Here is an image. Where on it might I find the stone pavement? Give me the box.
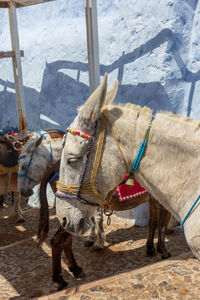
[0,203,200,299]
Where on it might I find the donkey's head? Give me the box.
[18,134,47,197]
[56,74,124,235]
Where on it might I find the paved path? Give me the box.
[0,204,200,299]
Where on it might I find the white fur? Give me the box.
[58,74,200,260]
[18,132,63,197]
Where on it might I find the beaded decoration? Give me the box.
[56,122,99,207]
[18,152,33,160]
[67,128,93,140]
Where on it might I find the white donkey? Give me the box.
[49,73,200,289]
[18,130,65,200]
[18,86,117,207]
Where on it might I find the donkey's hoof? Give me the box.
[146,247,156,257]
[91,245,104,252]
[57,280,68,291]
[84,240,94,247]
[70,266,83,278]
[165,229,175,235]
[53,274,68,291]
[16,216,25,223]
[161,251,171,260]
[8,214,25,224]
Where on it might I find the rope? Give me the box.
[49,172,59,184]
[89,113,108,204]
[132,120,152,172]
[102,107,129,173]
[181,195,200,228]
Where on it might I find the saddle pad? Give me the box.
[115,174,147,202]
[0,164,18,175]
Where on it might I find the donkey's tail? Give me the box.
[37,160,60,245]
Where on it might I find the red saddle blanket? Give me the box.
[115,174,147,202]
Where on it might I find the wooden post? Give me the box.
[85,0,100,94]
[8,1,27,130]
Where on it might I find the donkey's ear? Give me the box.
[79,73,107,124]
[104,80,118,106]
[35,135,43,148]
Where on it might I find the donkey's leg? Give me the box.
[63,234,82,278]
[92,207,105,251]
[165,215,179,235]
[0,195,4,208]
[14,192,25,222]
[84,215,96,247]
[50,226,68,291]
[157,205,171,259]
[10,192,25,223]
[146,197,157,256]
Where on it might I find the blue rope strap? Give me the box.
[128,120,152,178]
[132,141,147,172]
[37,130,65,140]
[49,172,59,184]
[18,151,39,183]
[181,195,200,228]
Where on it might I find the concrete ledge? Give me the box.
[38,251,192,300]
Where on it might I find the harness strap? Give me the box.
[125,120,153,186]
[37,130,65,140]
[49,172,59,184]
[102,107,129,173]
[89,113,108,204]
[18,151,39,183]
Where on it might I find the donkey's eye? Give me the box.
[80,139,88,144]
[68,157,82,164]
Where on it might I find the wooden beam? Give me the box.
[0,0,54,8]
[0,50,24,58]
[9,2,27,130]
[85,0,100,94]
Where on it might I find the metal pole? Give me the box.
[85,0,100,94]
[8,1,27,130]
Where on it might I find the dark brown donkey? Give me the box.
[38,160,171,291]
[0,130,30,221]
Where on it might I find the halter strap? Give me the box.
[56,123,100,207]
[18,151,39,183]
[56,108,128,207]
[18,130,64,183]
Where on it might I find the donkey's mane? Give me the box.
[110,103,200,130]
[22,132,40,153]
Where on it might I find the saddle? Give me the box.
[4,129,30,152]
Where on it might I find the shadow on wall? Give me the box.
[0,28,200,132]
